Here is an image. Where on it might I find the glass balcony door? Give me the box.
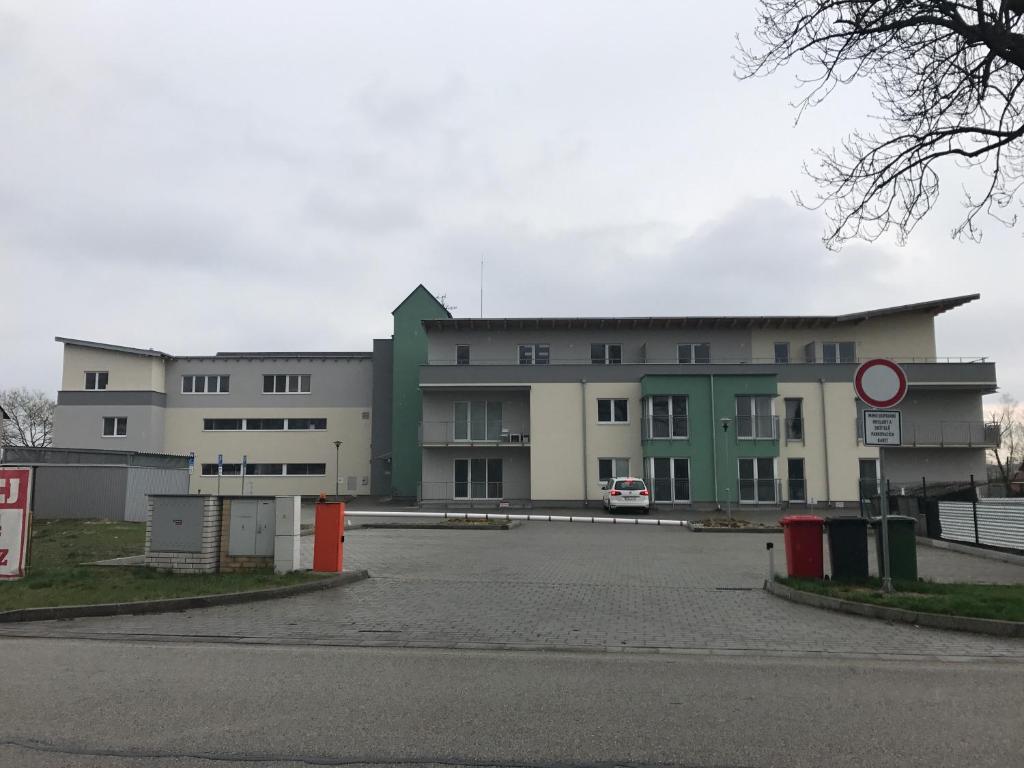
[650,457,690,503]
[454,458,503,499]
[739,457,777,503]
[454,401,503,442]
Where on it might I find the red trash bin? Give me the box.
[780,515,825,579]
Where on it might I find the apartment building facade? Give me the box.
[53,340,378,497]
[52,287,997,506]
[411,293,997,507]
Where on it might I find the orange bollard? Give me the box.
[313,501,345,572]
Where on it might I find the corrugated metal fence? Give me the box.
[938,499,1024,551]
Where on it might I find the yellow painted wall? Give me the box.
[752,314,937,362]
[583,382,644,502]
[162,407,372,496]
[61,345,166,392]
[529,384,584,500]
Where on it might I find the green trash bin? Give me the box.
[825,516,869,582]
[870,515,918,582]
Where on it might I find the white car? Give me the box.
[601,477,651,512]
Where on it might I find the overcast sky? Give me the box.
[1,1,1020,404]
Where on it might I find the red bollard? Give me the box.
[313,501,345,572]
[780,514,825,579]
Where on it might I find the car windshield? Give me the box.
[614,480,645,491]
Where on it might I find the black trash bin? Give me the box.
[870,515,919,582]
[825,516,869,582]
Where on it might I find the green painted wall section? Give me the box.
[390,286,450,498]
[641,374,778,503]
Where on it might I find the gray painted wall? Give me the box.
[370,339,394,495]
[421,447,531,500]
[425,328,754,366]
[163,357,373,408]
[421,389,531,435]
[882,447,987,485]
[419,361,997,387]
[53,404,166,453]
[124,467,190,521]
[32,465,127,520]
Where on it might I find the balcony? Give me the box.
[737,478,782,504]
[735,415,779,441]
[418,421,531,447]
[419,480,505,502]
[856,420,1000,448]
[641,415,689,441]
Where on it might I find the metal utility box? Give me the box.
[228,499,276,556]
[150,496,205,552]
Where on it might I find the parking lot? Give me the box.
[3,521,1024,660]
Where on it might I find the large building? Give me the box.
[53,286,998,507]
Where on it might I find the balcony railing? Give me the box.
[641,415,689,440]
[735,415,779,440]
[427,355,991,366]
[737,477,782,504]
[418,421,531,446]
[648,477,691,503]
[856,420,1000,447]
[788,477,807,503]
[784,417,805,443]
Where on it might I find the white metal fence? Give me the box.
[938,499,1024,551]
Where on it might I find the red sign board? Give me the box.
[854,358,908,409]
[0,467,31,580]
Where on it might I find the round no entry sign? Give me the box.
[854,358,908,408]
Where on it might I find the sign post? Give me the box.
[217,453,223,496]
[187,451,195,476]
[0,467,32,580]
[855,359,909,594]
[241,454,248,496]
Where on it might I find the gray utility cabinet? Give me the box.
[151,496,205,552]
[229,499,276,556]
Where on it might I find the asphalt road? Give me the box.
[2,638,1023,768]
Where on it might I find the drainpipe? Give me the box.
[581,379,589,506]
[710,374,719,506]
[819,378,832,504]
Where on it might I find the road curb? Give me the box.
[765,579,1024,638]
[0,570,369,624]
[915,536,1024,565]
[687,523,783,533]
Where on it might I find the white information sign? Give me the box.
[863,410,902,447]
[0,467,31,580]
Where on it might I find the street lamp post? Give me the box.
[333,440,342,500]
[720,418,732,518]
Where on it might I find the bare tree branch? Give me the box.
[0,388,55,449]
[738,1,1024,248]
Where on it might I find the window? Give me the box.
[736,395,776,439]
[787,458,806,503]
[518,344,550,365]
[591,343,622,365]
[245,418,285,431]
[202,463,241,476]
[286,418,327,431]
[677,343,710,364]
[85,371,109,390]
[645,396,688,438]
[774,343,790,364]
[102,416,127,437]
[784,398,804,441]
[650,457,690,503]
[597,398,629,423]
[822,342,856,364]
[247,463,285,476]
[598,458,630,482]
[263,374,311,394]
[738,457,777,503]
[454,458,503,499]
[453,401,503,441]
[204,418,243,431]
[456,345,471,366]
[182,375,230,394]
[286,463,327,475]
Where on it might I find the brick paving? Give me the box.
[3,523,1024,659]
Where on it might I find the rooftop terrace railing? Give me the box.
[427,355,991,366]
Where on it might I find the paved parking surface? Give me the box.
[3,523,1024,659]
